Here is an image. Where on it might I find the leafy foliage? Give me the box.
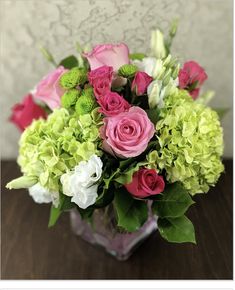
[59,55,78,69]
[158,215,196,244]
[152,182,194,218]
[114,187,148,232]
[48,195,75,227]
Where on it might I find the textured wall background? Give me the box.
[0,0,233,158]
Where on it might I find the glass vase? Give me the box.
[70,203,158,261]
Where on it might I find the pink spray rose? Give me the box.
[101,107,155,158]
[88,66,113,98]
[93,79,111,99]
[178,61,208,99]
[132,71,153,96]
[125,168,165,198]
[10,94,47,131]
[88,66,113,86]
[34,66,68,110]
[98,92,131,117]
[84,43,130,71]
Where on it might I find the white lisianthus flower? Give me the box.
[60,154,103,209]
[147,79,164,109]
[147,77,179,109]
[132,57,164,79]
[28,183,59,208]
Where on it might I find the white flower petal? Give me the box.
[60,154,103,209]
[71,184,98,209]
[28,183,59,207]
[60,173,73,197]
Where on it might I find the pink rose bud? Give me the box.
[84,43,130,71]
[98,91,131,117]
[10,94,47,131]
[178,61,207,99]
[88,66,113,98]
[132,71,153,96]
[34,66,68,110]
[125,168,165,198]
[101,107,155,158]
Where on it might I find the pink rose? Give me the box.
[88,66,113,86]
[98,92,131,117]
[10,94,47,131]
[88,66,113,98]
[34,66,68,110]
[125,168,165,198]
[101,107,155,158]
[93,79,111,98]
[132,71,153,96]
[84,43,130,71]
[178,61,208,99]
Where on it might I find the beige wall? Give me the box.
[0,0,233,158]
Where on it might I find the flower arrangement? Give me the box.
[7,21,224,244]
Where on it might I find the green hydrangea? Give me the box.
[151,89,224,195]
[16,108,102,192]
[60,67,87,89]
[61,89,80,109]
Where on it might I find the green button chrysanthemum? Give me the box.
[118,64,138,78]
[75,88,96,115]
[60,67,87,89]
[61,89,80,109]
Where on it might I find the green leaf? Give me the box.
[95,186,114,208]
[48,194,75,227]
[61,195,75,211]
[158,215,196,244]
[48,205,62,227]
[77,206,94,221]
[114,187,148,232]
[59,55,78,69]
[39,46,57,67]
[115,161,148,185]
[152,182,194,218]
[214,107,229,120]
[129,53,146,60]
[146,108,161,124]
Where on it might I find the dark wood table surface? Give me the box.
[1,159,233,279]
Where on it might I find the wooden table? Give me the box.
[1,160,233,279]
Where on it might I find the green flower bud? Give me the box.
[40,46,57,66]
[172,63,180,79]
[6,176,38,189]
[169,18,179,38]
[82,86,93,97]
[162,55,172,67]
[60,67,87,89]
[118,64,138,78]
[162,69,172,86]
[168,57,178,69]
[75,94,96,115]
[151,29,167,59]
[61,89,80,109]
